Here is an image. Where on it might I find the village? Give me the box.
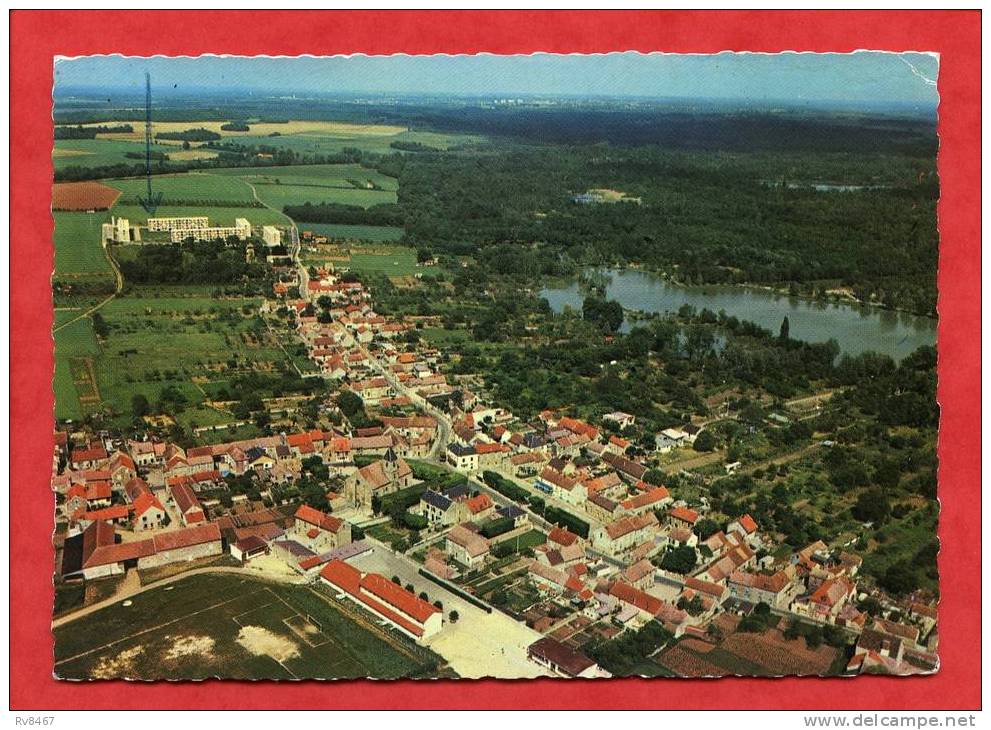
[51,218,940,679]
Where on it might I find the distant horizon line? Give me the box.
[52,86,937,114]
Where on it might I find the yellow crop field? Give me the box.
[87,120,408,141]
[166,149,220,161]
[52,148,92,158]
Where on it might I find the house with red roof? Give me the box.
[609,579,663,618]
[291,504,351,552]
[79,504,131,527]
[475,442,511,470]
[465,493,495,520]
[606,434,630,455]
[547,526,580,548]
[66,521,154,579]
[123,477,167,531]
[791,576,856,624]
[141,523,223,569]
[70,446,109,471]
[619,486,672,516]
[168,481,206,526]
[667,506,700,529]
[446,523,491,568]
[536,467,587,506]
[727,568,800,608]
[727,514,761,547]
[108,452,137,487]
[591,512,659,557]
[63,521,222,579]
[321,560,442,641]
[527,637,600,678]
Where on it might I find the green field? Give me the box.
[299,222,404,242]
[53,211,114,280]
[53,138,175,170]
[53,316,100,421]
[51,289,297,427]
[227,129,479,157]
[109,203,286,227]
[107,173,256,204]
[252,182,396,210]
[88,292,288,422]
[347,246,419,275]
[211,163,399,191]
[54,573,443,680]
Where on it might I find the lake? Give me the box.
[539,269,937,361]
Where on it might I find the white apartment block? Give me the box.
[261,225,283,247]
[169,218,252,243]
[147,216,209,232]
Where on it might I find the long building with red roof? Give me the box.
[320,560,443,641]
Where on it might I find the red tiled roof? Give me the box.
[110,453,136,472]
[81,521,155,568]
[361,572,441,623]
[294,504,344,533]
[737,514,759,534]
[539,467,577,491]
[72,447,108,464]
[728,570,791,594]
[84,481,112,501]
[669,506,700,524]
[320,560,438,637]
[82,504,131,522]
[132,491,165,518]
[466,494,493,514]
[169,481,203,517]
[475,442,509,455]
[609,580,662,615]
[547,526,579,547]
[152,523,221,552]
[621,486,671,511]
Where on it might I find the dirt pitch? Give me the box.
[53,573,440,680]
[52,181,121,211]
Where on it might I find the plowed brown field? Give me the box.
[52,182,121,211]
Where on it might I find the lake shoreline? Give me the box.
[538,267,936,361]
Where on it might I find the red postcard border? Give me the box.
[10,10,981,711]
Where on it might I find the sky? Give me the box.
[54,52,939,107]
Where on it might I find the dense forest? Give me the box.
[118,240,270,288]
[54,124,133,139]
[53,98,939,314]
[391,143,938,315]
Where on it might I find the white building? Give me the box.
[101,216,132,244]
[170,218,252,243]
[262,225,283,247]
[147,216,209,232]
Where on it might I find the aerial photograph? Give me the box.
[50,52,940,681]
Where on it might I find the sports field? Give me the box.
[301,222,404,242]
[301,243,420,276]
[54,573,443,680]
[53,211,114,280]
